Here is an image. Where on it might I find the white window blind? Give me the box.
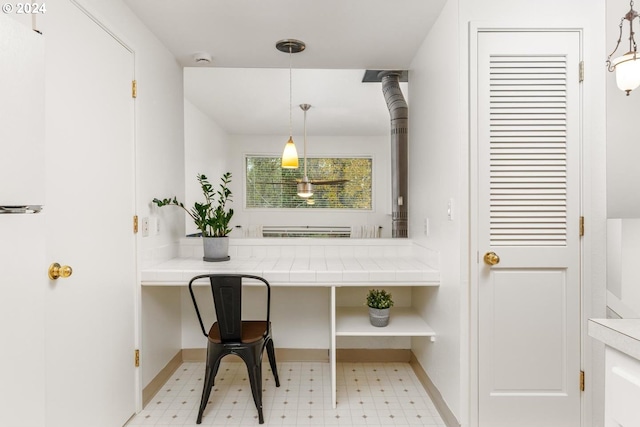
[489,55,568,246]
[245,156,372,209]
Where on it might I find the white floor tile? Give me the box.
[127,361,445,426]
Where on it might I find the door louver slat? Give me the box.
[489,55,568,246]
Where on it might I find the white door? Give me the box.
[475,31,582,427]
[41,2,136,426]
[0,16,46,427]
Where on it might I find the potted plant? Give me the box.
[366,289,394,327]
[153,172,234,261]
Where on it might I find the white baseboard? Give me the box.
[409,353,460,427]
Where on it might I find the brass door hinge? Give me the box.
[135,349,140,367]
[133,215,139,234]
[580,370,585,391]
[132,80,137,98]
[579,216,585,237]
[579,61,584,83]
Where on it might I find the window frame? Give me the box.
[243,153,375,211]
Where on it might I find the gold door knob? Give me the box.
[483,252,500,266]
[48,263,73,280]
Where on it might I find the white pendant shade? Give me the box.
[281,137,299,168]
[613,52,640,94]
[297,104,313,198]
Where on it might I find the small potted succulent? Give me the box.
[153,172,233,261]
[366,289,394,327]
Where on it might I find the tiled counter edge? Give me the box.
[140,238,440,286]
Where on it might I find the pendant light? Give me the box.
[297,104,313,198]
[607,0,640,95]
[276,39,306,167]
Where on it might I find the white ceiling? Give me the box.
[123,0,447,136]
[184,67,408,136]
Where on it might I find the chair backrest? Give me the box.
[188,274,271,343]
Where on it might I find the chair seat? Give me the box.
[208,320,268,344]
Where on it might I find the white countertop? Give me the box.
[141,255,440,286]
[588,318,640,361]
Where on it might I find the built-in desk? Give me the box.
[141,238,440,407]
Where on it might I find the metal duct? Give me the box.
[379,71,408,238]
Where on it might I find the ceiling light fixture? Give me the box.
[276,39,306,167]
[192,52,212,64]
[297,104,313,198]
[607,0,640,95]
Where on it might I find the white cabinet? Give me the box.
[605,347,640,427]
[588,319,640,427]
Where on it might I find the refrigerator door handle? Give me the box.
[0,205,43,214]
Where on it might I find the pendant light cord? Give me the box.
[303,108,308,178]
[289,46,293,138]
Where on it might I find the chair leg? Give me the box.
[197,348,222,424]
[241,348,265,424]
[211,357,223,387]
[197,367,214,424]
[266,338,280,387]
[250,362,264,424]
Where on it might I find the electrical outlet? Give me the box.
[447,199,454,221]
[141,217,150,237]
[424,218,429,236]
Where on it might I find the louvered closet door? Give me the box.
[476,31,581,427]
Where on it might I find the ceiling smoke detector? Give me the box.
[193,52,213,64]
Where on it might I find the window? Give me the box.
[246,156,372,209]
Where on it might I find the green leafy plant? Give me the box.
[365,289,394,309]
[153,172,234,237]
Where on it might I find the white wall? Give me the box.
[408,0,608,425]
[141,287,181,387]
[69,0,186,267]
[407,0,463,420]
[183,98,230,235]
[181,287,333,350]
[180,286,414,351]
[607,0,640,217]
[607,219,640,316]
[227,134,393,236]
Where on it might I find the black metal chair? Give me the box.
[188,273,280,424]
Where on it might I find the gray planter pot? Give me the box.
[368,307,390,327]
[203,236,230,262]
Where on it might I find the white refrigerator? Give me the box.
[0,15,47,426]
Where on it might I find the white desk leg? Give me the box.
[330,285,337,409]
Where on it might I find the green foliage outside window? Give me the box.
[246,156,372,209]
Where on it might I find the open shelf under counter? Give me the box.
[335,306,435,337]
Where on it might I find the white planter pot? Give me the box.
[368,307,390,327]
[202,236,230,262]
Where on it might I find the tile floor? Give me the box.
[126,361,446,427]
